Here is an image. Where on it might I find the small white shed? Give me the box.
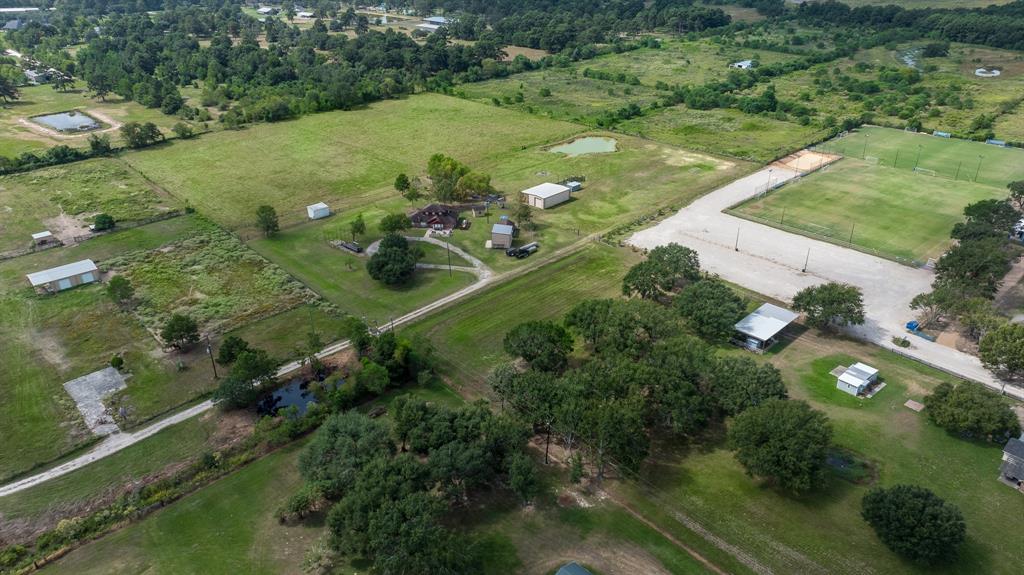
[31,230,54,245]
[306,202,330,220]
[521,183,571,210]
[836,363,879,396]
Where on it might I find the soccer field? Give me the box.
[820,126,1024,190]
[733,157,1009,263]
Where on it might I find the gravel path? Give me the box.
[628,166,1020,399]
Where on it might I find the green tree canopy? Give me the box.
[106,275,134,305]
[861,485,966,564]
[728,399,832,493]
[255,205,279,237]
[367,234,419,285]
[934,238,1012,299]
[299,411,395,499]
[503,320,574,372]
[792,282,865,330]
[215,347,278,409]
[216,334,251,365]
[160,313,199,350]
[709,356,787,416]
[674,277,746,341]
[925,380,1021,441]
[349,213,366,242]
[379,213,412,233]
[979,322,1024,381]
[622,243,700,299]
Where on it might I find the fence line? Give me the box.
[0,240,63,262]
[70,209,184,243]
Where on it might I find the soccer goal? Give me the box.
[913,167,937,177]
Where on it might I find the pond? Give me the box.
[257,376,343,417]
[32,111,102,132]
[548,136,618,157]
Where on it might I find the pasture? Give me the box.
[732,157,1009,262]
[0,158,182,254]
[0,84,200,158]
[619,106,824,162]
[121,93,584,231]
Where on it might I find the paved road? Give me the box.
[628,166,1021,399]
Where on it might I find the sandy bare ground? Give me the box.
[627,164,1021,399]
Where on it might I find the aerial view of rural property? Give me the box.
[4,0,1024,573]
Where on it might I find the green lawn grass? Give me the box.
[618,106,825,162]
[732,156,1009,262]
[0,158,182,253]
[249,218,478,324]
[0,85,203,158]
[819,126,1024,190]
[121,93,585,231]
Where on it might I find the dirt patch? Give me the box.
[501,45,549,61]
[773,149,840,173]
[652,144,734,170]
[28,327,71,371]
[42,210,91,245]
[205,409,256,450]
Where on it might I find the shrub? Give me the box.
[861,484,965,564]
[110,354,124,370]
[93,213,115,231]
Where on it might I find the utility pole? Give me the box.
[893,149,899,168]
[205,335,218,380]
[802,248,810,273]
[974,155,983,182]
[780,207,786,226]
[849,222,855,244]
[734,227,740,251]
[954,160,962,181]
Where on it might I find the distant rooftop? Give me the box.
[734,303,798,342]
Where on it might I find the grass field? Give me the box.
[619,106,825,162]
[613,334,1024,575]
[733,157,1009,262]
[249,218,478,324]
[0,85,203,158]
[0,158,182,253]
[404,244,638,396]
[121,93,584,231]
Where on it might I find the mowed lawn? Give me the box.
[615,334,1024,575]
[403,243,639,396]
[121,93,585,231]
[733,158,1009,262]
[820,126,1024,189]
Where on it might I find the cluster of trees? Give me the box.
[426,153,494,202]
[910,189,1023,381]
[861,485,966,564]
[367,233,421,286]
[924,381,1021,442]
[286,401,534,573]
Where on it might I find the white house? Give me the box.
[521,182,571,210]
[730,59,754,69]
[27,259,99,293]
[416,15,449,32]
[836,362,879,396]
[306,202,331,220]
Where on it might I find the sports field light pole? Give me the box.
[862,134,869,159]
[954,160,963,181]
[893,149,899,168]
[734,227,740,251]
[913,144,922,169]
[974,155,984,182]
[802,248,810,273]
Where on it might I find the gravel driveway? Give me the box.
[628,166,1018,398]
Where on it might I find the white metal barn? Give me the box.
[26,259,99,293]
[306,202,331,220]
[836,363,879,396]
[521,183,571,209]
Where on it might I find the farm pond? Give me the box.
[549,136,618,156]
[257,376,342,417]
[31,111,102,132]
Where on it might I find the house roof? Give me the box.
[31,231,53,240]
[307,202,329,211]
[840,362,878,386]
[522,182,570,199]
[556,562,593,575]
[423,15,449,24]
[1001,456,1024,480]
[734,303,798,342]
[492,223,514,235]
[1004,437,1024,460]
[26,259,97,286]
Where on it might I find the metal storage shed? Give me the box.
[734,303,798,352]
[27,259,99,292]
[306,202,331,220]
[491,223,514,249]
[521,182,571,209]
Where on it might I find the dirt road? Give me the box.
[627,166,1020,399]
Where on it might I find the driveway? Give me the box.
[628,166,1020,399]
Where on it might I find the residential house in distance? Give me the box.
[733,303,798,352]
[730,59,754,69]
[491,223,514,249]
[521,182,571,210]
[306,202,331,220]
[26,259,99,293]
[3,18,24,31]
[410,204,459,230]
[256,6,278,15]
[836,362,880,397]
[1000,436,1024,491]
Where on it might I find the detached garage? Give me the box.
[521,183,571,210]
[27,259,99,293]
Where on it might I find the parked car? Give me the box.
[515,243,539,259]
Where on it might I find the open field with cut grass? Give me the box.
[121,94,585,231]
[0,158,182,253]
[404,244,639,395]
[0,216,342,477]
[614,333,1024,575]
[732,157,1009,262]
[249,218,477,324]
[619,106,825,162]
[0,85,203,158]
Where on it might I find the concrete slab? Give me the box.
[904,399,925,412]
[63,367,126,436]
